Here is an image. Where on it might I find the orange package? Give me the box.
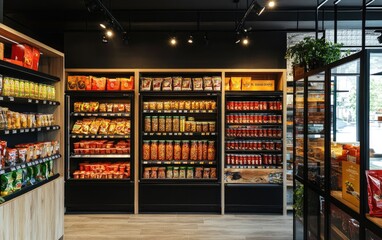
[91,77,106,91]
[107,78,121,91]
[77,76,86,91]
[85,76,92,90]
[120,77,134,90]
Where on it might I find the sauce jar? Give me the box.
[150,140,158,160]
[142,140,151,160]
[158,140,166,161]
[190,140,198,161]
[151,116,159,132]
[159,116,166,132]
[207,141,215,161]
[173,140,182,160]
[166,140,174,160]
[182,140,190,160]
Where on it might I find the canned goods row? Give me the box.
[227,101,282,111]
[226,140,282,151]
[226,128,282,138]
[226,114,282,124]
[226,154,282,165]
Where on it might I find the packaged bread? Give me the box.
[152,78,163,91]
[120,77,134,90]
[230,77,242,91]
[212,76,222,91]
[67,76,77,90]
[91,77,106,91]
[203,77,213,91]
[192,78,203,91]
[182,78,192,91]
[77,76,86,91]
[162,77,172,91]
[107,78,121,91]
[241,77,252,91]
[141,78,152,91]
[173,77,182,91]
[225,77,231,90]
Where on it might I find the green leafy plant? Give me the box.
[286,37,344,71]
[294,184,304,218]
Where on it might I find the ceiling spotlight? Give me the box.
[106,30,113,37]
[102,35,108,43]
[242,36,249,46]
[254,1,265,16]
[188,35,193,44]
[268,1,276,8]
[100,23,106,29]
[170,37,177,46]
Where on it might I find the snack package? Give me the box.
[99,119,111,134]
[31,47,41,71]
[203,77,213,91]
[182,78,192,91]
[0,172,14,196]
[81,102,90,112]
[366,170,382,217]
[11,44,34,69]
[74,102,82,112]
[120,77,134,90]
[192,78,203,91]
[241,77,252,91]
[41,162,49,180]
[71,120,83,134]
[89,102,100,112]
[162,77,173,91]
[33,164,43,182]
[99,103,107,112]
[212,76,222,91]
[91,77,106,91]
[12,169,23,191]
[27,166,35,185]
[141,78,152,91]
[230,77,242,91]
[107,78,121,91]
[152,78,163,91]
[77,76,86,91]
[67,76,77,90]
[173,77,182,91]
[85,76,92,90]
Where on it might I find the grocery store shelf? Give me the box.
[142,109,216,114]
[225,150,282,154]
[331,190,360,214]
[67,178,131,182]
[70,154,130,159]
[0,125,60,135]
[226,123,282,126]
[366,214,382,229]
[143,132,216,137]
[140,178,218,182]
[70,134,130,139]
[142,160,216,165]
[331,225,350,240]
[71,112,130,117]
[140,91,220,96]
[0,96,60,105]
[0,154,61,175]
[0,59,60,83]
[226,165,283,169]
[225,91,283,96]
[225,136,282,140]
[225,110,282,114]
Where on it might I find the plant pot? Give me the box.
[293,65,305,80]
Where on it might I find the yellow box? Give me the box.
[241,77,252,91]
[342,161,360,208]
[250,80,275,91]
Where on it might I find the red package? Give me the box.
[107,78,121,91]
[3,58,23,67]
[366,170,382,217]
[11,44,34,69]
[120,77,134,90]
[32,47,40,71]
[91,77,106,91]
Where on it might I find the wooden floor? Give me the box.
[64,214,293,240]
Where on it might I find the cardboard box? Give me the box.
[250,80,275,91]
[342,161,360,208]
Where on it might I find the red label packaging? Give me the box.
[11,44,40,71]
[107,78,121,91]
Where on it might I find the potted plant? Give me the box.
[286,37,343,79]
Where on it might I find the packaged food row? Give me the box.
[226,154,282,165]
[227,101,282,111]
[0,76,55,100]
[143,100,217,111]
[226,127,282,138]
[74,102,131,113]
[226,140,282,151]
[71,118,130,135]
[73,162,130,179]
[0,140,60,168]
[143,140,215,161]
[141,76,222,91]
[1,161,54,197]
[226,114,282,124]
[143,166,217,179]
[67,76,134,91]
[73,140,130,155]
[144,116,216,133]
[0,107,55,130]
[225,77,275,91]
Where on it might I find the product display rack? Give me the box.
[224,91,284,213]
[139,74,222,212]
[64,73,135,212]
[293,50,382,239]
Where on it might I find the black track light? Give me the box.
[254,1,265,16]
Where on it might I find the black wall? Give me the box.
[64,31,286,69]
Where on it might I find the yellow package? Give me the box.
[38,84,43,99]
[3,77,11,96]
[42,84,47,100]
[24,81,30,98]
[14,79,20,97]
[225,77,230,91]
[230,77,242,91]
[9,78,15,96]
[241,77,252,91]
[19,80,25,98]
[34,83,39,99]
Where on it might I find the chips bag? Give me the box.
[366,170,382,217]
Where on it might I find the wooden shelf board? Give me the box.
[331,190,360,214]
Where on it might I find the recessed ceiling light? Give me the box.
[268,1,275,8]
[100,23,106,29]
[170,37,177,46]
[106,30,113,37]
[242,37,249,46]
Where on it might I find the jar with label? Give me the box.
[182,140,190,160]
[207,141,215,161]
[151,116,159,132]
[172,101,179,110]
[173,116,180,132]
[174,140,182,160]
[202,140,208,160]
[199,101,206,110]
[143,141,151,160]
[179,167,186,178]
[187,167,194,178]
[143,102,149,110]
[190,140,198,161]
[180,116,186,132]
[166,140,173,160]
[149,102,156,110]
[179,101,185,110]
[185,121,191,132]
[185,101,191,110]
[159,116,165,132]
[197,141,203,161]
[165,116,172,132]
[202,122,209,132]
[150,167,158,178]
[144,116,151,132]
[157,101,164,110]
[143,168,150,178]
[158,140,166,161]
[166,166,173,179]
[150,140,158,160]
[163,101,171,110]
[210,101,217,110]
[209,122,216,132]
[158,167,166,179]
[173,166,179,178]
[205,101,211,110]
[196,122,202,132]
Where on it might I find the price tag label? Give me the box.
[190,161,195,164]
[184,110,188,113]
[20,129,24,133]
[78,135,82,138]
[28,99,32,103]
[164,161,171,164]
[46,127,50,130]
[156,161,161,164]
[9,97,14,102]
[149,133,154,136]
[27,163,32,167]
[12,130,17,134]
[172,110,177,113]
[16,166,21,170]
[157,133,161,136]
[189,133,193,136]
[86,113,91,116]
[201,133,205,136]
[168,133,173,136]
[36,100,39,103]
[190,110,194,113]
[174,133,178,136]
[110,136,114,138]
[174,162,180,164]
[96,136,102,139]
[208,110,213,113]
[209,161,213,165]
[0,96,3,101]
[4,130,9,135]
[163,133,167,136]
[143,161,148,164]
[117,113,122,116]
[43,100,47,104]
[49,101,52,105]
[31,128,35,132]
[80,114,85,116]
[149,110,154,113]
[202,110,207,113]
[37,128,41,131]
[143,110,148,113]
[157,110,162,113]
[90,136,95,139]
[39,160,43,163]
[179,110,183,113]
[25,129,29,133]
[185,133,189,136]
[53,102,56,105]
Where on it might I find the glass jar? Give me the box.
[143,168,150,178]
[207,141,215,161]
[165,116,172,132]
[156,101,164,110]
[150,140,158,160]
[185,121,191,132]
[143,140,151,160]
[199,101,206,110]
[184,101,191,110]
[166,166,173,179]
[197,141,203,161]
[159,116,165,132]
[158,140,166,161]
[171,101,179,110]
[172,116,180,132]
[144,116,151,132]
[190,140,198,161]
[202,140,208,160]
[210,101,217,110]
[143,102,149,110]
[158,167,166,179]
[202,122,209,132]
[163,101,171,110]
[151,116,159,132]
[182,140,190,160]
[196,122,202,132]
[166,140,173,160]
[149,102,157,110]
[180,116,186,132]
[179,101,185,110]
[173,140,182,160]
[187,167,194,179]
[209,122,216,132]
